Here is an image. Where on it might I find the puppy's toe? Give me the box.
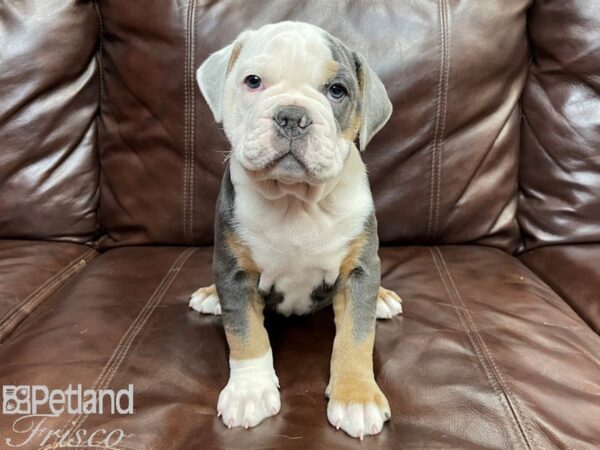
[217,374,280,429]
[327,376,390,439]
[376,287,403,319]
[327,401,389,440]
[189,284,221,315]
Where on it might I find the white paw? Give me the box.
[189,284,221,315]
[327,401,390,440]
[218,351,281,429]
[376,287,403,319]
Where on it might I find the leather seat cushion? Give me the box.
[0,245,598,449]
[0,240,96,341]
[520,244,600,335]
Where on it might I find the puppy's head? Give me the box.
[197,21,392,185]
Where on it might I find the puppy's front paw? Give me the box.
[376,286,402,319]
[327,377,390,439]
[218,373,280,429]
[189,284,221,315]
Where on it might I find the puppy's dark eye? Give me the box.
[244,75,262,90]
[328,83,347,101]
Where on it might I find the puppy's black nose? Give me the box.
[273,106,313,139]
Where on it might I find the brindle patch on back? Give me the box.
[325,35,363,143]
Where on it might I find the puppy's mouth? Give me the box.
[249,147,323,185]
[266,152,308,182]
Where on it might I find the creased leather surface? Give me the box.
[0,240,95,341]
[1,246,598,449]
[519,0,600,251]
[521,244,600,335]
[97,0,528,251]
[0,0,100,242]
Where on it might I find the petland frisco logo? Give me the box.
[3,384,134,416]
[2,385,135,449]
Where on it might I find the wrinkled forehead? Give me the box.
[237,23,354,85]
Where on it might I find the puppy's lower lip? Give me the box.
[269,150,305,168]
[260,152,307,174]
[272,153,306,170]
[263,153,312,184]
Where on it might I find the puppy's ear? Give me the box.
[196,36,246,123]
[354,52,393,151]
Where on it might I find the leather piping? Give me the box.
[93,0,104,248]
[427,0,451,242]
[183,0,197,244]
[430,247,535,449]
[0,248,97,342]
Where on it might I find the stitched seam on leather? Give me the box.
[430,247,533,449]
[188,0,197,243]
[94,1,104,103]
[433,0,450,239]
[426,1,443,241]
[47,248,197,449]
[427,0,450,242]
[183,2,191,244]
[93,0,104,246]
[183,0,197,245]
[0,249,97,341]
[437,250,538,449]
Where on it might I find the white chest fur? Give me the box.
[230,150,374,316]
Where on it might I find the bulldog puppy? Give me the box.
[190,21,402,439]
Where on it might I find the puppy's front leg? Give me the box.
[215,233,280,429]
[327,221,390,439]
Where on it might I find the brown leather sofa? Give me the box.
[1,1,599,449]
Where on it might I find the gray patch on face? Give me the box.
[212,165,259,339]
[324,34,362,141]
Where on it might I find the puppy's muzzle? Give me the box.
[273,106,313,140]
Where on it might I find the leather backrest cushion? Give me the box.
[0,0,100,242]
[97,0,529,251]
[518,0,600,251]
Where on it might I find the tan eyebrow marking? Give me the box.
[322,59,339,83]
[227,42,243,74]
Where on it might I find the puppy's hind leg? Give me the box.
[189,284,222,315]
[376,286,402,319]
